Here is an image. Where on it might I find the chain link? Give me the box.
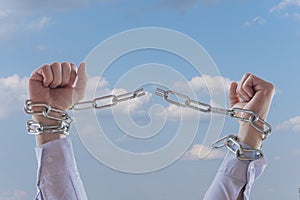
[27,120,70,135]
[70,88,145,110]
[155,88,272,140]
[24,100,73,124]
[211,134,263,161]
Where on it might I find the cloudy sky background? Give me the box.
[0,0,300,199]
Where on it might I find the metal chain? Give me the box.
[155,88,272,140]
[24,100,73,124]
[24,88,145,135]
[211,134,263,161]
[27,120,71,135]
[70,88,145,110]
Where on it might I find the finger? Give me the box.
[68,63,77,87]
[61,62,71,87]
[75,62,88,101]
[50,62,62,88]
[241,74,255,99]
[237,73,252,101]
[228,82,240,108]
[31,64,53,87]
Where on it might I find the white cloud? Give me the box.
[27,16,51,30]
[253,16,267,25]
[244,16,267,27]
[35,44,47,51]
[173,74,232,96]
[0,0,88,40]
[270,0,300,21]
[244,21,251,27]
[270,0,300,13]
[0,75,28,119]
[181,144,225,160]
[0,189,28,200]
[275,116,300,133]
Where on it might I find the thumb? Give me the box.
[75,62,88,101]
[228,82,239,108]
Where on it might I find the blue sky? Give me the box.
[0,0,300,199]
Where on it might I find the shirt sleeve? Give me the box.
[35,137,88,200]
[203,147,267,200]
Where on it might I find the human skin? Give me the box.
[28,62,87,145]
[229,73,275,149]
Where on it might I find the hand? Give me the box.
[29,62,87,111]
[29,62,88,145]
[229,73,275,148]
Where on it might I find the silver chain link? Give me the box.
[70,88,145,110]
[155,88,272,140]
[24,100,73,123]
[211,134,263,161]
[27,120,71,135]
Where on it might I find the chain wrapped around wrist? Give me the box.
[24,88,146,135]
[211,134,263,161]
[24,100,72,135]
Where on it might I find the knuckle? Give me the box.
[50,79,62,87]
[42,64,50,69]
[50,81,59,87]
[41,64,50,73]
[51,61,60,67]
[43,78,52,86]
[61,62,70,68]
[245,72,252,77]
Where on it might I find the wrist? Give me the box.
[25,100,71,145]
[238,122,263,149]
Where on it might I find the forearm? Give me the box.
[238,122,263,149]
[36,137,88,200]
